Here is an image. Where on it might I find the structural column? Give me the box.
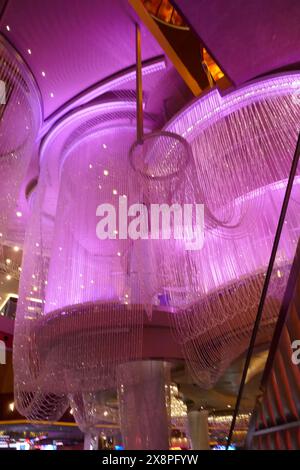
[187,410,210,450]
[84,433,99,450]
[117,361,170,450]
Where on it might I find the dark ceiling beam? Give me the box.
[129,0,203,96]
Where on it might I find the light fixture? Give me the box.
[41,71,46,77]
[50,92,54,98]
[6,25,10,31]
[103,170,109,176]
[112,189,118,195]
[27,49,32,55]
[9,402,14,412]
[16,211,22,218]
[6,275,12,281]
[102,144,107,149]
[117,252,121,257]
[6,258,11,265]
[13,246,20,252]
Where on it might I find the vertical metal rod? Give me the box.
[136,23,143,144]
[226,132,300,449]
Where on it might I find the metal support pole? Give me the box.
[135,23,143,144]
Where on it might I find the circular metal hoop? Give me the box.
[128,131,192,181]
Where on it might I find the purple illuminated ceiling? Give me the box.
[174,0,300,85]
[0,0,164,118]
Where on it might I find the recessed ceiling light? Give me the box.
[117,252,121,257]
[50,92,54,98]
[16,211,22,218]
[13,246,20,252]
[103,170,109,176]
[227,404,231,408]
[6,274,12,281]
[27,49,32,55]
[89,164,93,169]
[112,189,118,195]
[6,258,11,265]
[102,144,107,149]
[41,71,46,77]
[6,25,10,31]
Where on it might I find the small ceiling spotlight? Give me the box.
[27,49,32,55]
[103,169,109,176]
[6,25,10,31]
[16,211,22,218]
[6,274,12,281]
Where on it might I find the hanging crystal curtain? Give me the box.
[14,72,300,422]
[162,75,300,387]
[0,35,41,238]
[129,75,300,388]
[14,120,145,419]
[13,162,69,420]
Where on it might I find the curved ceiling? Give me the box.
[0,0,164,118]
